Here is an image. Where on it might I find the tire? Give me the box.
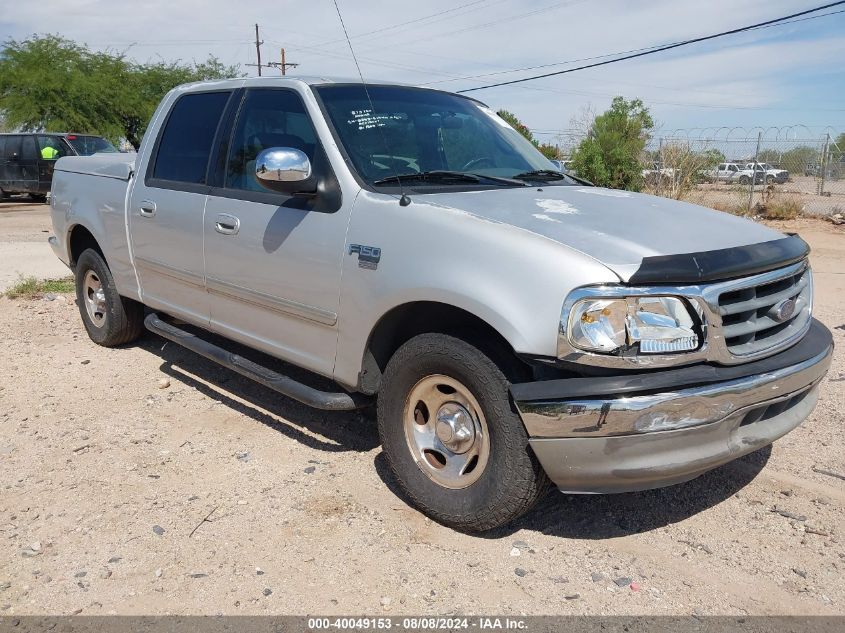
[739,176,750,185]
[377,333,549,532]
[765,175,774,185]
[74,248,144,347]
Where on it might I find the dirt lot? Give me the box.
[1,205,844,616]
[658,176,845,217]
[0,199,69,291]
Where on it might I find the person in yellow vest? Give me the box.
[40,138,62,160]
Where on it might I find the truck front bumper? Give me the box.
[511,319,833,494]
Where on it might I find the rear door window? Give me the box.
[21,136,38,160]
[38,136,70,160]
[150,91,231,185]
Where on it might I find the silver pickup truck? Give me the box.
[49,77,833,532]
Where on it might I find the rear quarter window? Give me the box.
[3,136,22,158]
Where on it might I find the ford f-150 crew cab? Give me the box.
[48,77,833,532]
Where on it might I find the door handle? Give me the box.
[214,213,240,235]
[139,200,157,217]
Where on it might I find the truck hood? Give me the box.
[413,185,786,282]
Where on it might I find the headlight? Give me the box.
[565,296,699,355]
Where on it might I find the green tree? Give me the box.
[570,97,654,191]
[496,109,560,159]
[700,148,726,167]
[496,109,535,143]
[537,142,560,159]
[0,35,240,149]
[778,146,819,175]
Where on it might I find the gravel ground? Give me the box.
[0,199,69,291]
[0,209,843,616]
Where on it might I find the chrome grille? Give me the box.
[717,263,812,357]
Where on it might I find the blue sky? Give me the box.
[2,0,844,146]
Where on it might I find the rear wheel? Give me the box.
[75,248,144,346]
[377,333,549,532]
[739,175,750,185]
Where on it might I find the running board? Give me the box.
[144,313,369,411]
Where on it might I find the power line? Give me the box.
[458,1,845,93]
[277,34,845,112]
[428,7,845,87]
[306,0,501,51]
[410,0,589,42]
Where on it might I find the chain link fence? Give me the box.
[639,132,844,218]
[541,127,844,219]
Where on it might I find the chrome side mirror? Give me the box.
[255,147,315,195]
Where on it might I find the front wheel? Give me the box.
[739,176,750,185]
[75,248,144,346]
[377,333,549,532]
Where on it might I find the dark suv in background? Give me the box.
[0,133,117,201]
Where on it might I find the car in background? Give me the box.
[745,162,788,184]
[549,159,576,174]
[703,162,762,185]
[642,161,676,185]
[0,133,117,201]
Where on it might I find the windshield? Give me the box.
[314,84,572,187]
[65,135,117,156]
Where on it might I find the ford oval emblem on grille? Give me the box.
[773,298,797,322]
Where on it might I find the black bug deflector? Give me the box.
[627,234,810,284]
[144,313,370,411]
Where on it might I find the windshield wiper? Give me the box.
[373,170,525,187]
[373,171,480,186]
[510,169,569,182]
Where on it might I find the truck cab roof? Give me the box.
[170,75,436,94]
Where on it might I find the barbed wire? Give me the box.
[651,125,843,142]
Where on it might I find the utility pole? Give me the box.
[267,48,299,75]
[254,23,263,77]
[248,27,298,76]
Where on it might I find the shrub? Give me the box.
[5,276,74,299]
[757,198,803,221]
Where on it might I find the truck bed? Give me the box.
[50,153,139,298]
[54,153,137,181]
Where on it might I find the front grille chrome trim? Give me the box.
[557,260,812,369]
[716,264,812,358]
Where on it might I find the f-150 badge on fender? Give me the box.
[349,244,381,270]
